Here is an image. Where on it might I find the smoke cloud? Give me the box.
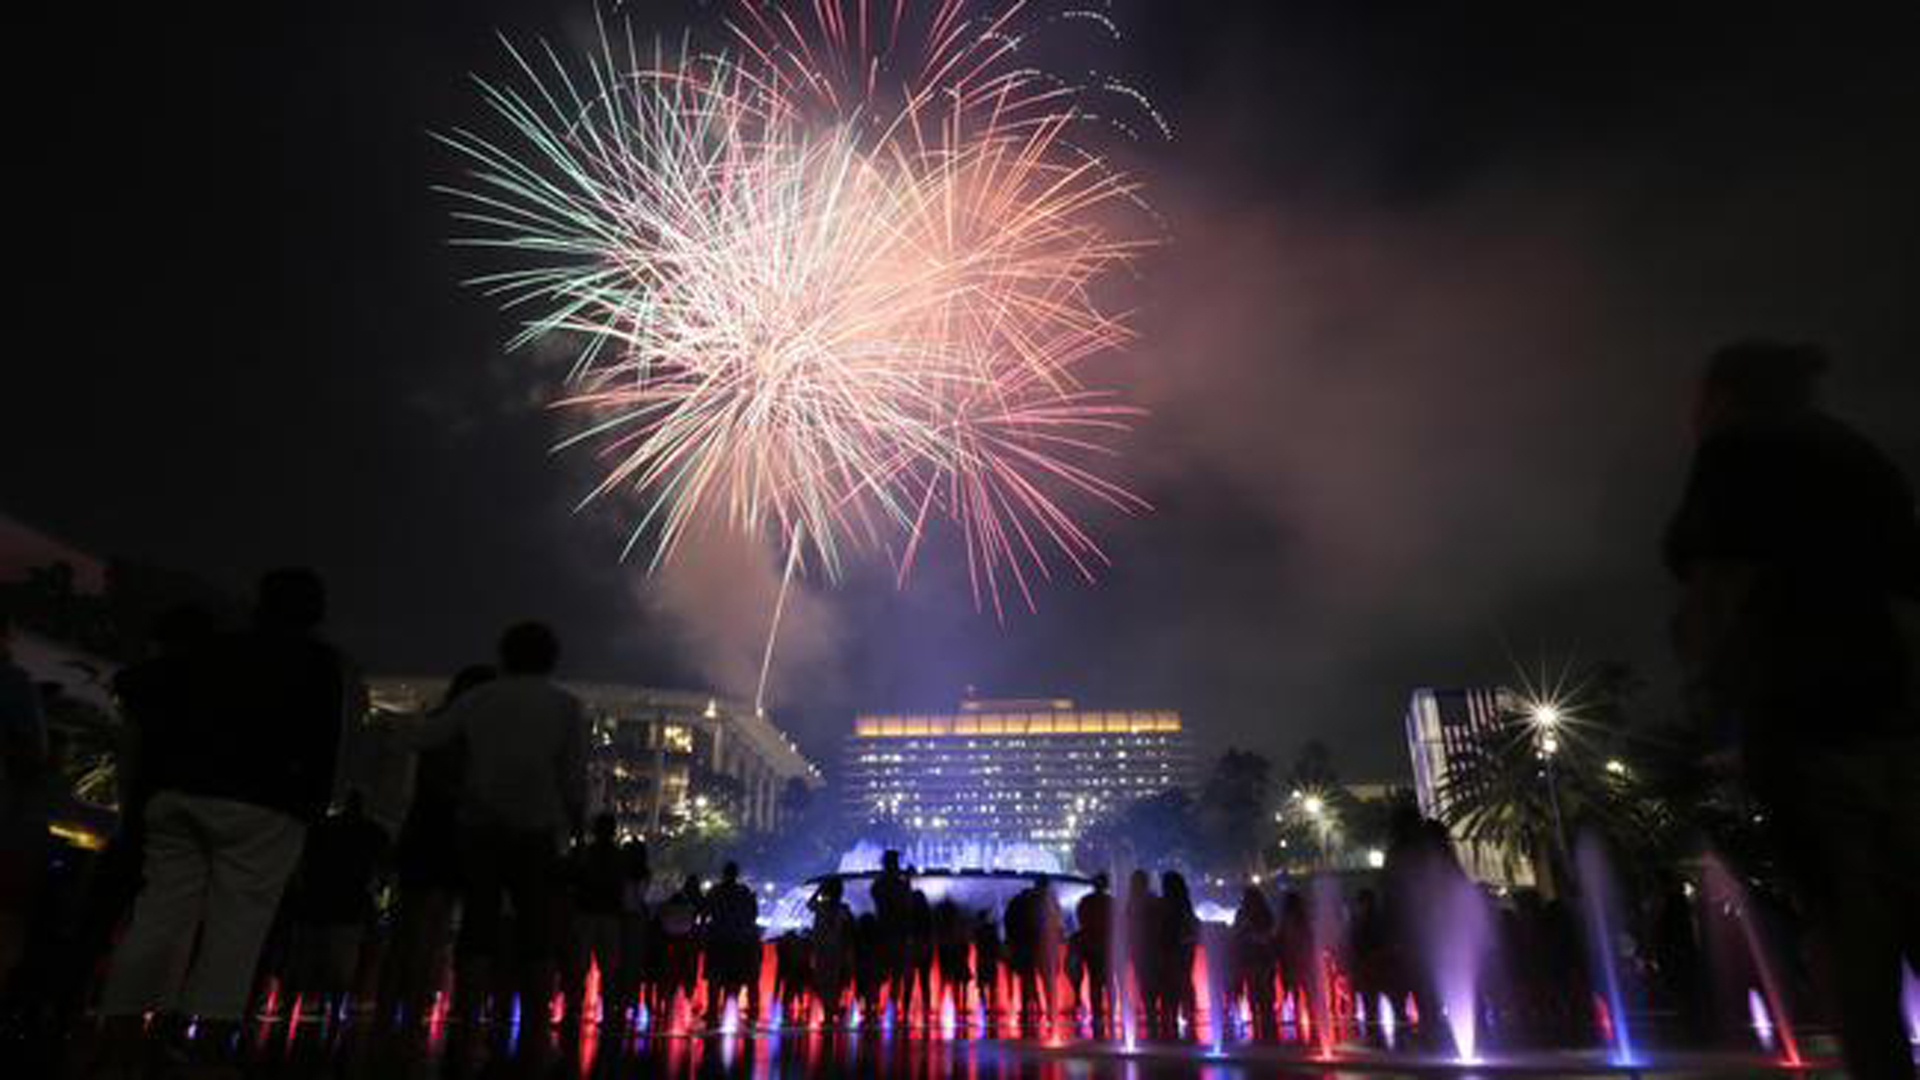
[633,528,846,708]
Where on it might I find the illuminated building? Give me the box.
[844,697,1195,857]
[370,678,821,838]
[1404,686,1537,889]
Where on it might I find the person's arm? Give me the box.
[390,691,468,750]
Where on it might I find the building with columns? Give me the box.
[368,677,822,838]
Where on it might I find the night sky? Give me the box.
[8,2,1918,781]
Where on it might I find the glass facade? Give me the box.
[844,699,1194,856]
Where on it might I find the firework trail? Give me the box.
[440,2,1160,707]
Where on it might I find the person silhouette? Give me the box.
[1074,872,1115,1032]
[382,662,493,1026]
[868,849,913,1007]
[397,621,587,1025]
[1229,885,1276,1038]
[1158,872,1198,1036]
[807,878,853,1024]
[1666,340,1920,1079]
[285,790,389,1010]
[565,812,625,1024]
[99,568,361,1065]
[703,861,760,1025]
[1123,869,1162,1036]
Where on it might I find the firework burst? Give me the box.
[440,1,1159,697]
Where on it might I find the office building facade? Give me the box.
[1404,686,1536,888]
[844,697,1195,858]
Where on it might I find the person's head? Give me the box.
[1092,872,1110,894]
[498,621,560,676]
[592,812,617,844]
[881,849,901,873]
[442,663,497,708]
[342,790,365,818]
[722,861,740,883]
[682,873,702,895]
[1694,340,1828,438]
[820,877,843,902]
[1240,885,1269,916]
[1128,868,1151,896]
[256,567,326,631]
[1161,871,1189,904]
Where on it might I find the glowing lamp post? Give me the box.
[1528,701,1570,890]
[1291,791,1332,871]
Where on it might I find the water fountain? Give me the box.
[1701,852,1803,1067]
[1574,835,1639,1066]
[1905,962,1920,1047]
[766,840,1094,933]
[482,835,1875,1079]
[1410,852,1494,1063]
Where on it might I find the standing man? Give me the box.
[702,861,760,1026]
[1666,341,1920,1080]
[1074,872,1115,1033]
[399,621,587,1024]
[566,812,625,1025]
[99,568,360,1064]
[868,849,913,1008]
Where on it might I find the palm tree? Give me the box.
[1437,714,1566,887]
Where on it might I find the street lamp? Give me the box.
[1526,700,1569,889]
[1294,792,1332,870]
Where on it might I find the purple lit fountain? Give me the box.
[1416,858,1494,1062]
[767,839,1092,933]
[1574,834,1639,1066]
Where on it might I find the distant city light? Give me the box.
[1366,848,1386,869]
[1302,795,1325,817]
[1605,758,1627,776]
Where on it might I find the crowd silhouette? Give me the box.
[0,338,1913,1078]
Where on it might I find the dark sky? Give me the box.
[8,2,1918,781]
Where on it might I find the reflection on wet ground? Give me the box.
[227,1017,1833,1079]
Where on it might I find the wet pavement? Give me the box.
[187,1017,1848,1079]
